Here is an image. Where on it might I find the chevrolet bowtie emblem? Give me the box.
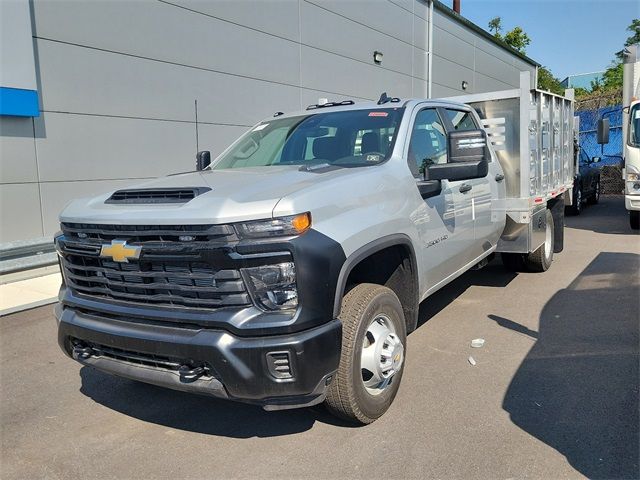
[100,240,141,263]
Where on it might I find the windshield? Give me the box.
[630,104,640,147]
[211,107,405,170]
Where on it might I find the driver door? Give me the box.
[407,107,476,291]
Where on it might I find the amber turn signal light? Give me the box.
[291,212,311,234]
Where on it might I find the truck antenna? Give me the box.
[377,92,400,105]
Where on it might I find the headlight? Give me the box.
[242,262,298,310]
[626,169,640,194]
[235,213,311,239]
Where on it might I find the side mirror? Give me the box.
[597,118,610,145]
[427,159,488,181]
[196,150,211,171]
[424,128,489,181]
[447,129,489,164]
[591,156,602,163]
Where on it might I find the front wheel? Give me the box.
[525,209,555,272]
[325,283,406,424]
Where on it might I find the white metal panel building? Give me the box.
[0,0,538,248]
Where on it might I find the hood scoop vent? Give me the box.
[106,187,211,205]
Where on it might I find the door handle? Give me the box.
[459,183,472,193]
[495,174,505,182]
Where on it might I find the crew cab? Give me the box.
[55,74,575,424]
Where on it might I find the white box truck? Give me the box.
[622,44,640,229]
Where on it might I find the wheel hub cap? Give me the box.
[361,314,404,395]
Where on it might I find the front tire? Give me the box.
[525,209,555,272]
[566,185,582,215]
[325,283,407,424]
[587,178,600,205]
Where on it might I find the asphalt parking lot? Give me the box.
[2,195,638,480]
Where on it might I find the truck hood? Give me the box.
[59,165,357,225]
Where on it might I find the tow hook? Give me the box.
[178,364,208,382]
[73,344,93,360]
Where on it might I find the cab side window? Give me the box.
[445,109,478,131]
[408,108,447,177]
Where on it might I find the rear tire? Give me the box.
[587,178,600,205]
[501,252,525,272]
[631,211,640,230]
[325,283,406,425]
[525,209,555,272]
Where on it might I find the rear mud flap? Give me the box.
[549,197,565,253]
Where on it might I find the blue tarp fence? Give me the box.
[576,105,623,165]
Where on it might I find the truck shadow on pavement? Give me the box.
[417,261,517,329]
[79,367,354,437]
[501,252,640,479]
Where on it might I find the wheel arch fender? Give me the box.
[332,234,419,332]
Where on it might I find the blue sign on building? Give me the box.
[0,87,40,117]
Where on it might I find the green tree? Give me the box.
[488,16,502,38]
[537,67,564,95]
[503,27,531,54]
[487,17,531,54]
[573,87,590,98]
[602,63,623,89]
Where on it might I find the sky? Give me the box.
[449,0,639,80]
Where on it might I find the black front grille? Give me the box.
[106,187,210,204]
[59,223,251,310]
[61,222,234,243]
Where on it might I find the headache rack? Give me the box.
[447,72,576,215]
[446,71,576,254]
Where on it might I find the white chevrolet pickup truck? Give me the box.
[55,73,575,424]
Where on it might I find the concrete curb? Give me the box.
[0,297,57,317]
[0,272,61,317]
